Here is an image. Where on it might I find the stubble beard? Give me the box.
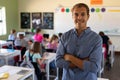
[75,21,84,30]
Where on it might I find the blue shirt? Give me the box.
[56,27,102,80]
[25,50,42,62]
[8,34,16,40]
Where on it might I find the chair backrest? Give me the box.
[102,44,107,59]
[108,44,115,67]
[17,32,26,38]
[20,60,34,68]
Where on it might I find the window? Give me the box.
[0,7,6,35]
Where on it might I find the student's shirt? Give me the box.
[47,41,58,50]
[25,50,41,62]
[14,38,28,47]
[33,33,43,43]
[101,35,109,45]
[8,34,16,40]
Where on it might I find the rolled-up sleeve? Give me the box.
[83,38,102,73]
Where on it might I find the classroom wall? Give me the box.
[0,0,19,39]
[18,0,120,51]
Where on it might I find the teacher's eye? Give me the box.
[74,13,78,16]
[81,13,85,16]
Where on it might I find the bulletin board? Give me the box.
[54,7,120,35]
[32,12,42,29]
[20,12,30,29]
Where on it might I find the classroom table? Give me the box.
[0,40,13,48]
[0,49,21,65]
[98,78,109,80]
[44,52,56,80]
[0,65,34,80]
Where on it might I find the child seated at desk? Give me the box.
[14,34,27,64]
[8,29,16,41]
[14,34,28,48]
[2,29,16,49]
[23,41,46,80]
[46,34,58,52]
[27,39,33,49]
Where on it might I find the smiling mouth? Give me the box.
[76,20,84,24]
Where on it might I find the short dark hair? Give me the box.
[71,3,89,15]
[19,34,24,37]
[29,39,33,43]
[99,31,105,36]
[58,33,63,37]
[43,34,49,38]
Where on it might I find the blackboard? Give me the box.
[54,7,120,35]
[20,12,30,29]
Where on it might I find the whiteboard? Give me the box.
[54,13,74,33]
[54,7,120,35]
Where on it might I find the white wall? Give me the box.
[18,0,120,51]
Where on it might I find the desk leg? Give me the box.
[54,68,59,80]
[32,71,34,80]
[46,61,49,80]
[57,68,59,80]
[6,57,8,65]
[19,51,22,61]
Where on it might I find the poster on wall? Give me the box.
[32,13,42,29]
[42,12,54,29]
[20,12,30,29]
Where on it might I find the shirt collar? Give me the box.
[73,27,91,35]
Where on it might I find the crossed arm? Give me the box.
[64,53,89,70]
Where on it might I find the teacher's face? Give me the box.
[72,7,89,30]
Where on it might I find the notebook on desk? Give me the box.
[17,69,29,75]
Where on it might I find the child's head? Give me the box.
[30,42,41,53]
[11,29,16,34]
[19,34,24,39]
[36,28,41,34]
[28,39,33,45]
[50,34,58,43]
[43,34,49,39]
[99,31,105,36]
[58,33,63,38]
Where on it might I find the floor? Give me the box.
[50,54,120,80]
[102,54,120,80]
